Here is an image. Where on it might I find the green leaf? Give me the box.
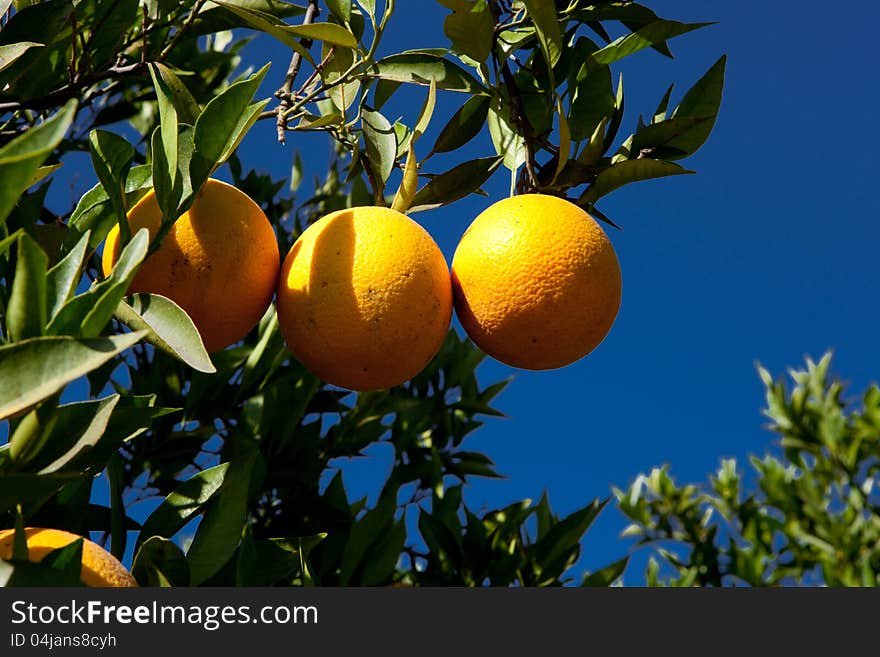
[0,41,43,73]
[115,293,215,373]
[132,536,189,587]
[284,22,358,49]
[0,473,84,516]
[192,64,270,189]
[553,97,571,184]
[89,130,135,245]
[590,20,712,67]
[567,38,614,142]
[410,156,502,212]
[521,0,563,66]
[0,99,76,227]
[187,446,259,585]
[322,41,360,112]
[369,52,487,94]
[209,1,316,65]
[28,163,62,187]
[355,0,374,19]
[631,116,713,155]
[391,143,418,213]
[361,108,397,185]
[136,463,230,547]
[578,117,607,167]
[0,332,145,421]
[149,65,181,193]
[532,499,606,568]
[7,232,48,341]
[487,97,525,172]
[151,62,201,125]
[150,126,181,223]
[664,55,726,158]
[430,94,490,154]
[47,228,149,337]
[578,159,694,206]
[45,229,90,321]
[437,0,493,64]
[582,556,629,586]
[413,77,437,142]
[340,491,396,585]
[9,395,118,473]
[106,453,126,559]
[326,0,352,24]
[69,165,152,249]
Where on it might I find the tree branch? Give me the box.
[275,0,320,144]
[0,62,147,114]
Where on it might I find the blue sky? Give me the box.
[36,0,880,582]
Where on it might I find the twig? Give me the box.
[159,0,208,61]
[0,62,147,113]
[275,0,320,144]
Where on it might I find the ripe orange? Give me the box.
[276,206,452,391]
[102,179,280,353]
[451,194,621,370]
[0,527,137,587]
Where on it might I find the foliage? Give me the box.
[0,0,724,586]
[617,354,880,586]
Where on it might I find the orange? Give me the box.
[102,179,280,353]
[0,527,137,587]
[451,194,621,370]
[276,206,452,391]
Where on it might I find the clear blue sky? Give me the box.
[44,1,880,581]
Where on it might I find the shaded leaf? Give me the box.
[578,159,694,205]
[410,156,501,212]
[0,332,145,421]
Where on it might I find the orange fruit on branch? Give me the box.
[102,179,280,353]
[0,527,137,587]
[451,194,621,370]
[276,206,453,391]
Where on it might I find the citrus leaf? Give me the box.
[578,159,694,206]
[192,63,270,188]
[409,156,502,212]
[437,0,493,64]
[0,99,76,227]
[69,165,152,249]
[151,62,201,125]
[187,447,259,585]
[0,473,84,517]
[7,232,48,341]
[361,108,396,184]
[665,55,726,158]
[0,332,146,421]
[521,0,563,66]
[46,229,90,321]
[209,0,315,65]
[47,228,149,337]
[413,77,437,142]
[590,20,713,67]
[136,463,230,548]
[391,143,418,213]
[89,129,135,245]
[430,94,489,154]
[369,52,487,94]
[10,395,119,473]
[115,293,216,374]
[0,41,42,73]
[132,536,190,587]
[284,22,357,49]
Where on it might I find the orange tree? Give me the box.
[0,0,724,586]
